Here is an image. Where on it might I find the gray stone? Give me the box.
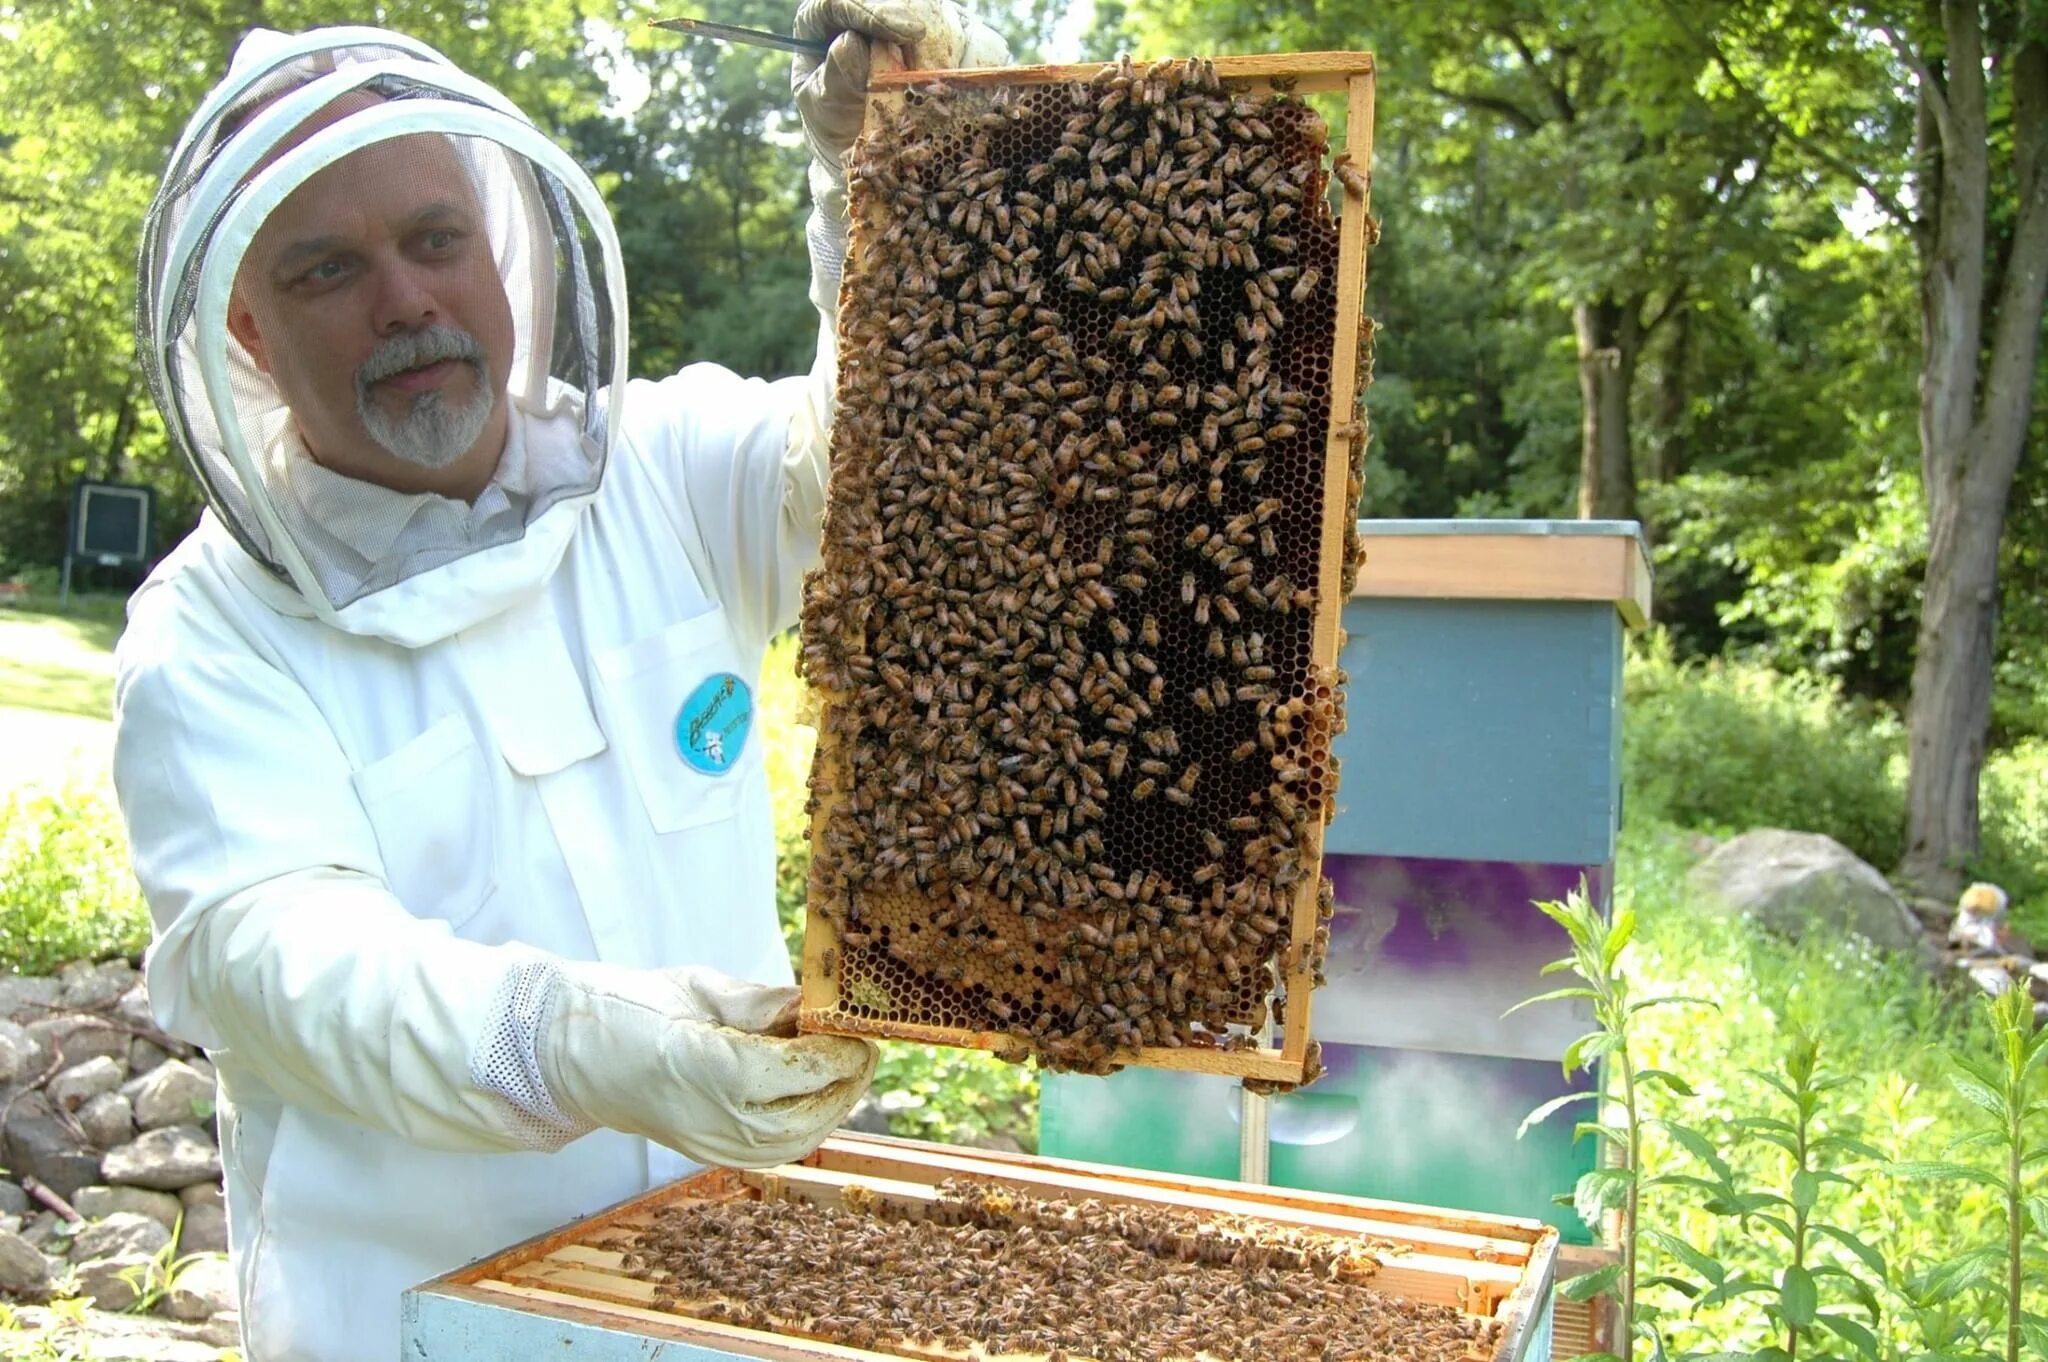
[132,1061,214,1131]
[72,1210,171,1262]
[78,1091,136,1148]
[25,1014,129,1070]
[164,1254,234,1322]
[48,1054,127,1113]
[0,1227,51,1295]
[116,984,158,1031]
[175,1202,227,1256]
[0,1214,17,1236]
[128,1036,171,1077]
[74,1251,158,1312]
[1687,830,1923,953]
[100,1126,221,1191]
[176,1181,223,1211]
[187,1056,214,1085]
[73,1184,182,1232]
[0,1018,29,1084]
[0,972,62,1025]
[59,959,137,1010]
[3,1091,105,1199]
[0,1179,27,1216]
[841,1095,893,1135]
[18,1209,64,1250]
[198,1312,243,1348]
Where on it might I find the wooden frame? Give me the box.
[404,1133,1557,1362]
[798,53,1378,1087]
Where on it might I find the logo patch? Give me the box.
[675,672,752,776]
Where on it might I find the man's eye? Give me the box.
[422,228,461,251]
[296,259,349,287]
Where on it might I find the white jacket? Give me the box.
[112,362,827,1362]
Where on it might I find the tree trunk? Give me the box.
[1574,295,1641,521]
[1899,11,2048,895]
[1646,304,1691,485]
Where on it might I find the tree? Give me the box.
[1699,1,2048,892]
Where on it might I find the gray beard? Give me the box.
[354,324,496,470]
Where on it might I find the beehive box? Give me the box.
[797,53,1376,1086]
[402,1133,1559,1362]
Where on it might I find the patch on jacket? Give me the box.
[676,672,752,775]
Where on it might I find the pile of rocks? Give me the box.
[1,958,238,1356]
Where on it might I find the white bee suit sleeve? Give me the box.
[114,617,587,1153]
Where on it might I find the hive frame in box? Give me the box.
[798,52,1377,1086]
[402,1133,1558,1362]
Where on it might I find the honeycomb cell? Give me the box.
[799,57,1363,1075]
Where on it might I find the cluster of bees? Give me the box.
[621,1180,1500,1362]
[799,56,1365,1074]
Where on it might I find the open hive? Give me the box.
[798,54,1375,1084]
[406,1134,1557,1362]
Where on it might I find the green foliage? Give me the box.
[1891,986,2048,1362]
[0,781,149,976]
[0,1299,102,1362]
[872,1041,1039,1151]
[1623,634,1907,868]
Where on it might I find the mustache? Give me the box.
[354,323,486,392]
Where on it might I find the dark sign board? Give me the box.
[69,480,153,567]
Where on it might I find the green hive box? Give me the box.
[1040,519,1651,1244]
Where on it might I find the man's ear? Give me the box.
[227,292,271,373]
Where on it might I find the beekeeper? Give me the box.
[112,7,1006,1360]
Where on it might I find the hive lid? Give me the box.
[1350,518,1653,628]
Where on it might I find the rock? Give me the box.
[132,1061,214,1131]
[19,1209,65,1250]
[0,972,62,1025]
[73,1185,182,1233]
[25,1014,129,1070]
[176,1202,227,1256]
[60,959,137,1011]
[128,1037,171,1077]
[73,1211,171,1262]
[1963,960,2016,997]
[101,1126,221,1191]
[49,1054,128,1113]
[78,1092,137,1148]
[0,1180,28,1217]
[1687,830,1923,952]
[0,1018,30,1084]
[74,1251,159,1311]
[199,1311,243,1348]
[4,1091,106,1199]
[0,1227,52,1295]
[841,1096,893,1136]
[187,1056,214,1085]
[115,984,158,1029]
[1910,896,1954,932]
[969,1131,1027,1155]
[0,1214,17,1236]
[176,1182,223,1211]
[164,1254,235,1322]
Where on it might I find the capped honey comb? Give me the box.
[799,55,1374,1083]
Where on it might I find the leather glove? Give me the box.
[538,962,877,1168]
[791,0,1011,312]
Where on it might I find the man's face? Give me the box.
[228,131,516,494]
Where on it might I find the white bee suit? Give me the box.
[112,22,900,1362]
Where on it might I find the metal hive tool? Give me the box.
[798,53,1376,1085]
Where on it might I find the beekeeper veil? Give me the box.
[137,27,627,645]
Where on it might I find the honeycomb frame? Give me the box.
[798,52,1377,1086]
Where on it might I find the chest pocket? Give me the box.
[350,713,498,931]
[592,605,758,834]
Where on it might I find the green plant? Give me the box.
[1512,886,1706,1362]
[113,1212,225,1317]
[1659,1027,1890,1361]
[870,1041,1038,1151]
[1893,984,2048,1362]
[1623,635,1907,869]
[0,781,150,975]
[0,1298,99,1362]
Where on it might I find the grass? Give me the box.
[0,598,124,722]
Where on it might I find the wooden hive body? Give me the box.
[797,54,1377,1085]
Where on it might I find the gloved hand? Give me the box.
[790,0,1011,311]
[538,962,877,1168]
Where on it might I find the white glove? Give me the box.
[791,0,1011,311]
[537,962,878,1168]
